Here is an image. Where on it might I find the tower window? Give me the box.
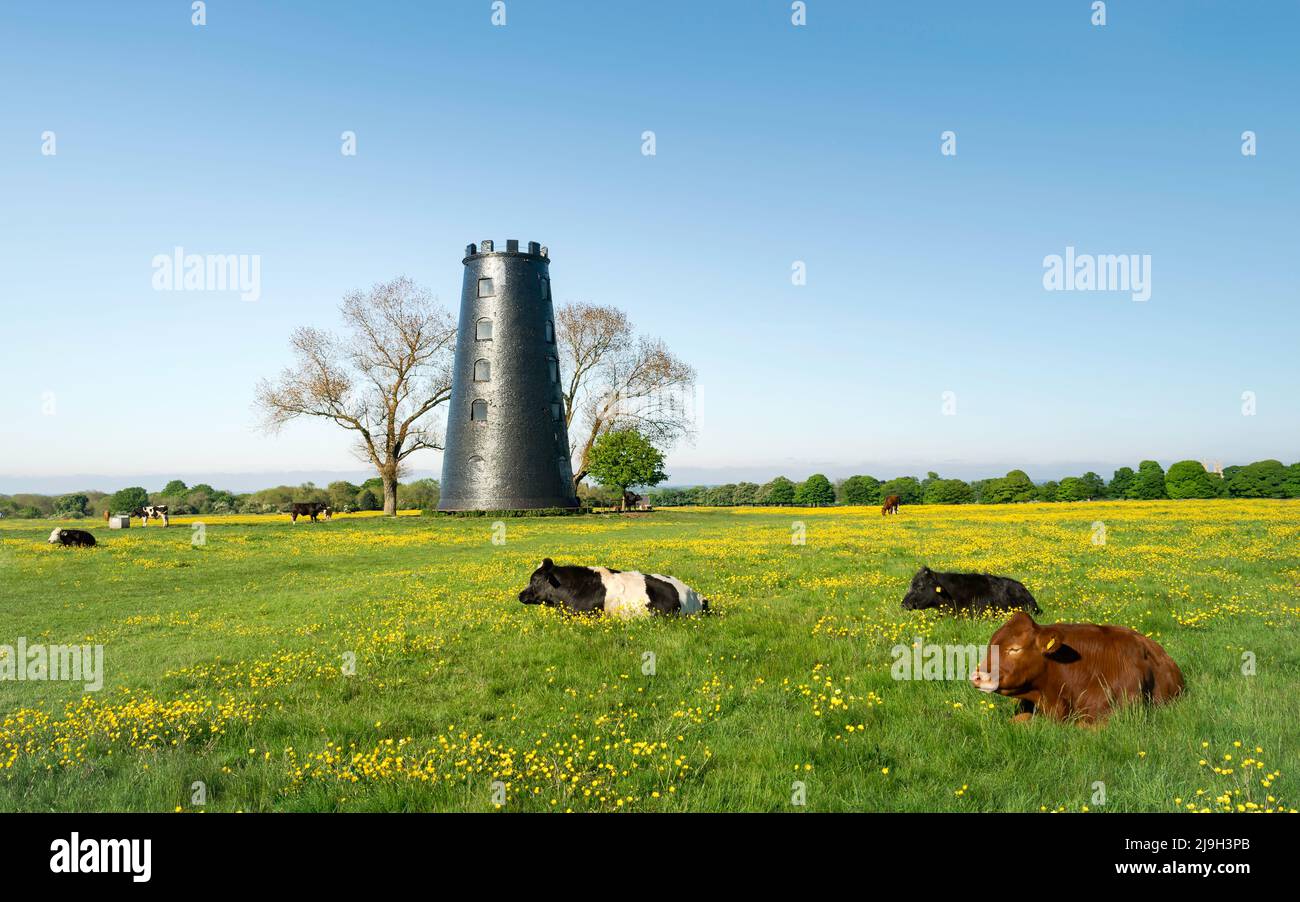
[550,402,563,423]
[547,356,559,384]
[540,277,551,301]
[476,318,493,340]
[544,320,554,342]
[471,399,488,422]
[478,277,495,298]
[474,358,491,382]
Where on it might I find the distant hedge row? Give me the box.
[645,459,1300,507]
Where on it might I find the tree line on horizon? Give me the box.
[644,459,1300,507]
[5,458,1299,521]
[0,477,441,520]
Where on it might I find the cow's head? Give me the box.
[902,566,944,610]
[48,528,64,544]
[971,612,1065,695]
[518,558,564,606]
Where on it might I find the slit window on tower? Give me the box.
[474,359,491,382]
[478,277,495,298]
[471,399,488,422]
[551,402,562,423]
[544,320,554,342]
[476,318,493,340]
[547,357,559,383]
[540,277,550,301]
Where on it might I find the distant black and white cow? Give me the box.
[517,558,709,618]
[48,528,97,547]
[134,505,169,527]
[290,502,332,523]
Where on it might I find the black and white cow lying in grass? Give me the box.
[517,559,709,618]
[49,528,97,547]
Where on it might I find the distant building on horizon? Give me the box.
[438,240,580,511]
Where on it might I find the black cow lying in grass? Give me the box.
[290,502,332,523]
[901,566,1041,615]
[48,528,97,547]
[517,558,709,618]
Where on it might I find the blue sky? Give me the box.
[1,1,1296,491]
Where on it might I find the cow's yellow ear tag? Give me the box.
[1045,637,1056,651]
[935,586,942,593]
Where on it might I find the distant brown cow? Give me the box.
[881,494,901,516]
[971,612,1184,723]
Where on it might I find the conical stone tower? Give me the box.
[438,240,579,511]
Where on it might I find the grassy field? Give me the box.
[1,501,1297,813]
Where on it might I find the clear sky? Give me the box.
[1,1,1296,492]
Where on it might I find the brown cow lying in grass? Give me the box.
[970,612,1184,723]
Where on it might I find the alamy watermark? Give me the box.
[1,638,103,691]
[151,246,261,301]
[891,638,997,682]
[1043,246,1151,302]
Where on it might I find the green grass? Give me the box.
[1,500,1296,812]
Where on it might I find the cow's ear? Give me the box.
[1038,627,1064,655]
[542,558,554,570]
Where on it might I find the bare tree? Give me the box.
[557,302,696,489]
[256,276,455,515]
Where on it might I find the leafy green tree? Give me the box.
[54,493,89,516]
[982,470,1037,504]
[328,481,361,512]
[1283,463,1300,499]
[881,476,923,505]
[109,486,150,514]
[355,488,381,511]
[839,475,882,505]
[586,429,668,509]
[1165,460,1223,499]
[795,474,836,506]
[922,478,972,504]
[1055,476,1091,502]
[400,478,440,511]
[162,480,188,496]
[1038,480,1059,502]
[1109,467,1137,499]
[706,484,737,506]
[733,482,759,505]
[758,477,796,504]
[1226,460,1287,498]
[1080,472,1106,499]
[1129,461,1168,499]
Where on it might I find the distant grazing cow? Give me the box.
[902,566,1041,615]
[48,528,97,548]
[970,611,1184,723]
[517,558,708,618]
[135,505,169,527]
[881,494,901,516]
[290,502,332,523]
